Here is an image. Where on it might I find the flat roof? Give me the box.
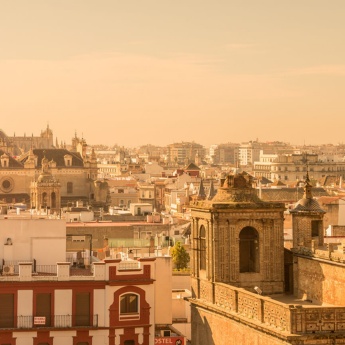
[66,221,163,228]
[266,294,337,308]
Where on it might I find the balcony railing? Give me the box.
[0,315,99,329]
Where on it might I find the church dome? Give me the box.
[291,173,325,213]
[37,172,59,184]
[292,197,325,213]
[0,129,9,141]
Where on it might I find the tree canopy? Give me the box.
[170,241,190,270]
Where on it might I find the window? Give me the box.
[120,293,138,314]
[67,182,73,194]
[118,189,124,193]
[75,292,90,326]
[239,227,259,273]
[35,293,51,326]
[42,192,48,207]
[0,294,14,328]
[199,225,206,271]
[51,192,56,209]
[312,220,320,237]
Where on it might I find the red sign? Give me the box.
[155,337,184,345]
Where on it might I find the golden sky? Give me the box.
[1,1,345,147]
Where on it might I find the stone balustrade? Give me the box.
[211,283,345,335]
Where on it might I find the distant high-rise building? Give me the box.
[167,142,205,165]
[212,143,238,165]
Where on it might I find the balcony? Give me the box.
[0,315,98,329]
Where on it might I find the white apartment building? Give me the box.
[0,217,187,345]
[254,153,345,182]
[238,141,261,166]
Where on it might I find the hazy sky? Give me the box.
[1,1,345,148]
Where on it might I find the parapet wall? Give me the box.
[191,278,345,336]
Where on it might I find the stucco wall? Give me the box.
[0,219,66,263]
[155,256,172,325]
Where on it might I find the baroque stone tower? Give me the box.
[30,156,61,212]
[190,172,286,296]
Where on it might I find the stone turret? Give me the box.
[291,172,325,250]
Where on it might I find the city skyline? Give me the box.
[1,1,345,147]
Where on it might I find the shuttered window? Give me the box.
[0,294,14,328]
[76,292,90,326]
[36,293,51,326]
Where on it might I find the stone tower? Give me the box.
[190,172,286,296]
[30,156,61,212]
[290,173,325,250]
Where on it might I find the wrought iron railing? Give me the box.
[0,315,99,329]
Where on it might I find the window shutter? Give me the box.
[76,292,90,326]
[36,293,51,326]
[0,294,14,328]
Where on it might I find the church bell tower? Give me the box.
[190,172,286,300]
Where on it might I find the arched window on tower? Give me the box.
[199,225,206,271]
[239,227,259,273]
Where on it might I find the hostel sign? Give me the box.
[155,337,184,344]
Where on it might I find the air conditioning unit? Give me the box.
[160,330,171,337]
[2,265,14,275]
